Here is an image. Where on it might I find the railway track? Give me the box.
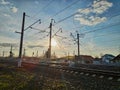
[57,66,120,77]
[22,62,120,80]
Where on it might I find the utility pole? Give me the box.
[48,19,55,60]
[16,12,41,67]
[10,45,12,52]
[70,32,82,61]
[10,45,13,57]
[19,12,25,58]
[18,12,25,67]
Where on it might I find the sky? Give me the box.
[0,0,120,57]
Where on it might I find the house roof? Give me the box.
[111,54,120,61]
[80,55,94,61]
[102,54,115,58]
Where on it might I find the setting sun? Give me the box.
[51,38,57,47]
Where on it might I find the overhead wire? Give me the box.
[53,0,101,25]
[31,0,55,19]
[23,0,55,30]
[29,27,47,33]
[83,31,120,40]
[54,13,76,25]
[53,0,82,17]
[82,22,120,34]
[42,0,83,24]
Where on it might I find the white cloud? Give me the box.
[0,0,10,5]
[0,0,18,13]
[75,16,106,26]
[92,0,113,14]
[75,0,113,26]
[78,8,92,15]
[11,6,18,13]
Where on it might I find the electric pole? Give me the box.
[48,19,55,60]
[16,12,41,67]
[70,32,81,61]
[76,32,85,61]
[19,12,25,58]
[10,45,13,57]
[10,45,12,52]
[18,12,25,67]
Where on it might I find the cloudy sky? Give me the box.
[0,0,120,57]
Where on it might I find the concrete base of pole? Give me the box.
[18,58,22,67]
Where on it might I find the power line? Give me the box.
[108,12,120,20]
[54,4,120,26]
[24,19,41,31]
[32,14,120,39]
[42,0,82,24]
[53,0,82,17]
[82,22,120,34]
[55,36,68,50]
[83,31,120,40]
[39,33,50,40]
[54,13,76,25]
[54,0,103,25]
[29,27,47,33]
[28,27,49,37]
[31,0,55,19]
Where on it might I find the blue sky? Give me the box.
[0,0,120,57]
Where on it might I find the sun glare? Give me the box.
[51,38,57,47]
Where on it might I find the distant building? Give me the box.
[93,58,102,64]
[111,54,120,63]
[101,54,115,63]
[75,55,94,64]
